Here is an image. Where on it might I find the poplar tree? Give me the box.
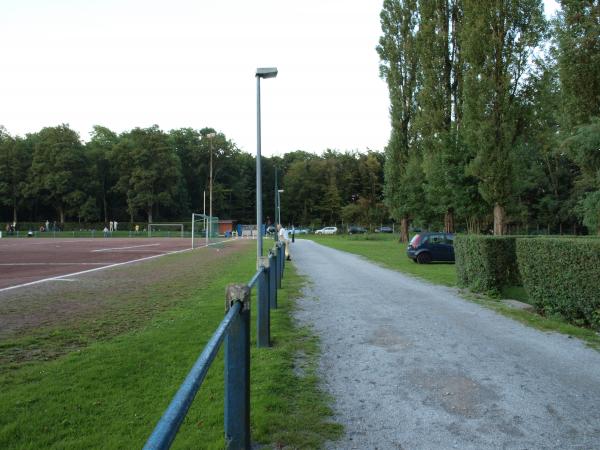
[462,0,546,234]
[0,128,31,224]
[555,0,600,234]
[378,0,421,242]
[416,0,474,233]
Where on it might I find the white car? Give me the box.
[315,226,337,235]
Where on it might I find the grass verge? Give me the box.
[0,243,341,449]
[302,235,600,350]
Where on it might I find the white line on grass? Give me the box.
[91,243,161,252]
[0,238,237,293]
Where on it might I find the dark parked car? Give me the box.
[375,226,393,233]
[348,225,367,234]
[407,232,455,264]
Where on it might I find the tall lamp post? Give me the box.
[277,189,284,225]
[256,67,278,261]
[206,132,217,240]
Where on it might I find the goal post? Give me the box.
[191,213,218,249]
[147,223,184,238]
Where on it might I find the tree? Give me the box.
[378,0,421,242]
[113,126,185,223]
[86,125,119,223]
[462,0,546,234]
[555,0,600,130]
[562,119,600,234]
[416,0,470,233]
[555,1,600,234]
[0,128,31,224]
[29,125,88,224]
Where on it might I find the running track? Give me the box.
[0,238,197,291]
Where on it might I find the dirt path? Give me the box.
[293,239,600,449]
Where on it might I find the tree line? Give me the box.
[378,0,600,241]
[0,124,386,229]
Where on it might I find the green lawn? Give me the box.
[0,244,341,449]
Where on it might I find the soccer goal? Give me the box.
[148,223,184,238]
[191,213,219,248]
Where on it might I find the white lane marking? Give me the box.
[92,243,160,252]
[0,238,237,293]
[53,279,78,282]
[0,263,117,266]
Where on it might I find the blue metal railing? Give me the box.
[144,242,286,450]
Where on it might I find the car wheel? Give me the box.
[417,252,432,264]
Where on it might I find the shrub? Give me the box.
[454,235,521,293]
[516,238,600,329]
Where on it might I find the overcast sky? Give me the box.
[1,0,560,157]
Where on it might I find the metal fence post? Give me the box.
[225,284,251,450]
[276,243,283,288]
[257,259,270,348]
[281,242,286,275]
[278,243,284,285]
[269,252,277,309]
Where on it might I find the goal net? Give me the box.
[148,223,184,238]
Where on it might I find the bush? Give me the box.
[516,238,600,329]
[454,235,521,293]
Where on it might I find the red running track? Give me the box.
[0,238,194,291]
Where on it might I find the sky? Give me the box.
[1,0,560,157]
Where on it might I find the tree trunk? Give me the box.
[147,208,153,224]
[444,208,455,233]
[13,204,17,224]
[400,217,410,243]
[103,195,108,224]
[58,206,65,224]
[493,203,506,236]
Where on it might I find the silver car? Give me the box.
[315,226,338,235]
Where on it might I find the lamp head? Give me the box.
[256,67,278,79]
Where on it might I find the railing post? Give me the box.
[257,259,270,348]
[281,242,286,275]
[224,284,251,450]
[268,252,277,309]
[277,243,283,288]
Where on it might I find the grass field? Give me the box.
[0,241,341,449]
[303,234,600,350]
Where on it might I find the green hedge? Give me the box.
[517,238,600,329]
[454,235,521,293]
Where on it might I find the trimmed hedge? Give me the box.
[454,235,521,293]
[517,238,600,329]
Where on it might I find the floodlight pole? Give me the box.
[204,190,207,246]
[207,132,217,242]
[274,167,279,242]
[255,67,278,262]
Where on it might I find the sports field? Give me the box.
[0,237,223,291]
[0,236,341,448]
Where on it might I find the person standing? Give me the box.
[277,224,291,261]
[114,220,118,232]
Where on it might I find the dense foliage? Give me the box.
[378,0,600,239]
[454,235,521,293]
[0,125,386,229]
[517,238,600,329]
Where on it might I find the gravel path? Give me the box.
[292,239,600,450]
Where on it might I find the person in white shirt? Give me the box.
[277,224,291,260]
